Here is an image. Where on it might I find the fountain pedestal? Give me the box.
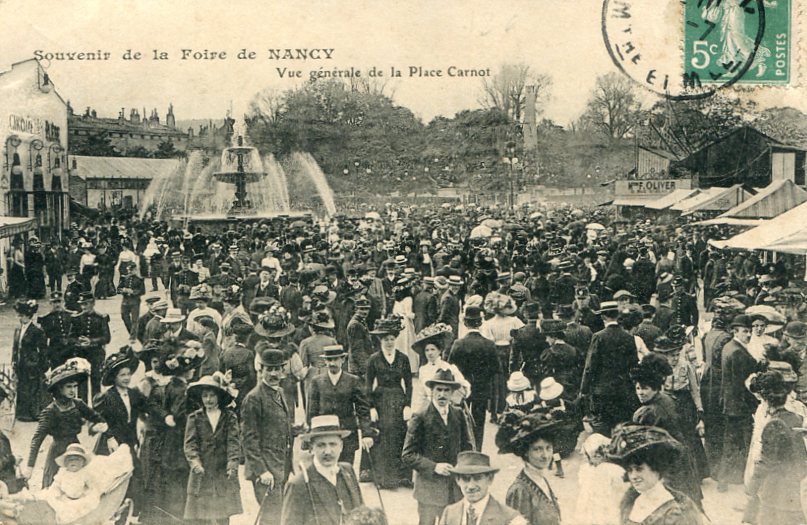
[213,136,265,215]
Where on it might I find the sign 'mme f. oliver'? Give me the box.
[615,179,693,195]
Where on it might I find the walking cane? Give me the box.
[300,462,322,525]
[252,485,273,525]
[353,403,387,515]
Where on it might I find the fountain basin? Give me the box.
[171,211,314,232]
[213,171,266,184]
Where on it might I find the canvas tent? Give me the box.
[671,185,753,215]
[710,200,807,251]
[644,189,699,210]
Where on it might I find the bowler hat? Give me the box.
[540,319,566,336]
[784,321,807,339]
[257,347,288,368]
[463,306,483,322]
[730,314,752,329]
[450,451,499,476]
[523,302,541,320]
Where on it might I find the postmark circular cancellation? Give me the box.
[601,0,787,100]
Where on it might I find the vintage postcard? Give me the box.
[0,1,805,524]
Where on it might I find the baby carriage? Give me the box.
[5,445,134,525]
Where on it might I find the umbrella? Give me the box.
[481,218,503,229]
[586,223,606,231]
[290,220,307,229]
[469,225,492,238]
[441,203,452,209]
[364,211,381,221]
[502,223,521,231]
[529,211,544,220]
[745,305,787,325]
[571,209,585,218]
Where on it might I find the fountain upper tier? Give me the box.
[213,137,267,185]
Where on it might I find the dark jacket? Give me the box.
[240,382,293,482]
[720,339,760,416]
[438,291,460,336]
[510,324,548,385]
[183,408,243,520]
[280,462,363,525]
[413,289,438,333]
[448,331,500,403]
[346,316,373,377]
[306,371,371,435]
[580,323,638,398]
[92,386,148,454]
[402,403,474,506]
[38,310,74,367]
[505,470,561,525]
[440,495,524,525]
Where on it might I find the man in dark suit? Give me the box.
[413,277,438,334]
[579,301,639,437]
[12,299,48,422]
[117,261,146,337]
[403,369,475,525]
[241,347,294,525]
[63,269,83,313]
[307,345,374,464]
[38,291,74,368]
[437,277,462,343]
[509,302,548,386]
[346,297,374,379]
[448,306,500,450]
[245,266,279,310]
[280,415,363,525]
[440,452,526,525]
[718,314,761,490]
[68,292,111,397]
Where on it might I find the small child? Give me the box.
[45,443,102,523]
[575,433,628,525]
[504,371,536,411]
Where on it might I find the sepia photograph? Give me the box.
[0,0,805,523]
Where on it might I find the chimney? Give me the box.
[166,103,175,128]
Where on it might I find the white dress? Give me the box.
[393,296,418,373]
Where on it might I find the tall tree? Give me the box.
[479,64,551,122]
[581,73,640,142]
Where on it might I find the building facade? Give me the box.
[0,59,69,240]
[68,104,190,156]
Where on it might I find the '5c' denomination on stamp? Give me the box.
[685,0,791,85]
[602,0,769,99]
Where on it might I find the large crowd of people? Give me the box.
[2,202,807,525]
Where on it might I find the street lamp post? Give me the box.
[502,141,519,209]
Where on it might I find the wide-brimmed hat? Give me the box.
[606,423,683,467]
[652,336,680,354]
[301,415,351,443]
[450,451,499,476]
[310,310,335,330]
[369,316,403,336]
[538,377,564,400]
[187,371,238,406]
[155,341,205,376]
[412,323,453,353]
[249,296,277,316]
[486,292,517,316]
[189,284,212,301]
[56,443,91,468]
[425,368,462,390]
[46,357,92,393]
[256,306,295,338]
[101,347,139,386]
[160,308,186,324]
[13,299,38,317]
[496,408,567,455]
[768,360,798,382]
[507,371,532,392]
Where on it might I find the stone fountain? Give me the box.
[214,135,266,214]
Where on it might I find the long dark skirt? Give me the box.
[369,386,409,489]
[139,428,166,523]
[8,264,26,299]
[670,388,709,480]
[15,371,44,422]
[25,269,45,299]
[42,436,78,488]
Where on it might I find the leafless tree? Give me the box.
[479,64,551,122]
[247,87,285,123]
[581,73,640,141]
[348,76,397,98]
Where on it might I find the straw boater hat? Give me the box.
[424,368,462,390]
[187,371,239,406]
[322,345,347,359]
[301,415,351,444]
[450,451,499,475]
[412,323,453,354]
[160,308,186,324]
[46,358,92,394]
[101,346,139,386]
[56,443,91,468]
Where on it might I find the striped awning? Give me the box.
[0,216,37,239]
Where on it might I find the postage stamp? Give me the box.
[684,0,791,85]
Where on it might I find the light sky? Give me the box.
[1,0,804,126]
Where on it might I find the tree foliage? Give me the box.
[580,73,640,142]
[479,64,551,122]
